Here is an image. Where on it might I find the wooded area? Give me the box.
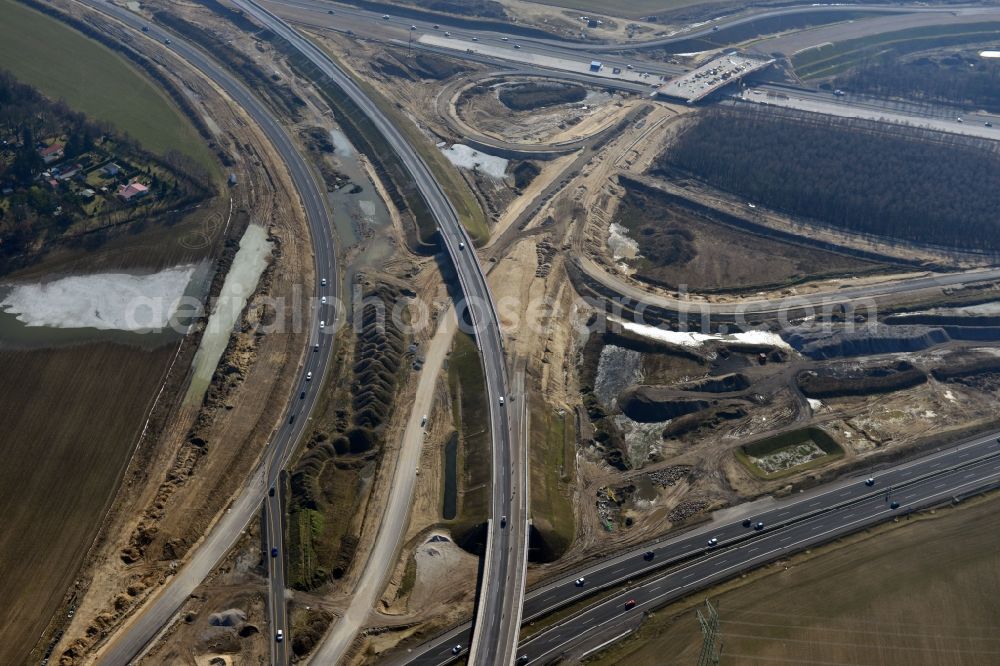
[836,53,1000,113]
[658,107,1000,251]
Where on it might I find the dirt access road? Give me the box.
[311,306,458,662]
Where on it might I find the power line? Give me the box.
[698,598,723,666]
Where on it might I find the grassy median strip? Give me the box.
[353,74,491,246]
[530,402,576,560]
[448,331,491,531]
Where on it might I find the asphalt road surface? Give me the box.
[73,3,339,664]
[267,0,1000,149]
[573,252,1000,321]
[395,429,1000,665]
[229,2,524,664]
[264,0,925,54]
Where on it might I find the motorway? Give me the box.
[74,2,339,665]
[573,253,1000,321]
[72,2,1000,664]
[263,0,944,55]
[267,0,1000,145]
[229,2,524,665]
[252,4,1000,663]
[396,429,1000,665]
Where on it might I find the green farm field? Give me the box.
[588,494,1000,666]
[0,0,212,167]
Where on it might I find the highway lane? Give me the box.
[394,429,1000,664]
[518,451,1000,664]
[264,0,686,82]
[741,85,1000,143]
[265,0,930,54]
[72,3,340,664]
[573,251,1000,321]
[228,2,524,664]
[269,0,1000,151]
[264,485,289,665]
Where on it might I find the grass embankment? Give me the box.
[793,22,1000,79]
[0,0,212,166]
[587,492,1000,666]
[364,76,491,246]
[0,343,177,666]
[736,426,844,480]
[529,402,576,561]
[447,332,491,533]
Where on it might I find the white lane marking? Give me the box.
[522,470,1000,662]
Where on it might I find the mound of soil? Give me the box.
[498,82,587,111]
[786,324,949,360]
[676,373,750,394]
[663,404,747,439]
[291,609,333,658]
[512,161,541,190]
[932,357,1000,391]
[797,360,927,398]
[618,387,709,423]
[208,608,246,627]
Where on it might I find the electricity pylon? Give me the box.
[697,599,723,666]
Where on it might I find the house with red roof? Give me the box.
[38,143,64,164]
[117,180,149,202]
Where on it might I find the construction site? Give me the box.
[10,1,1000,665]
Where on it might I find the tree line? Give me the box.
[836,54,1000,113]
[0,71,102,186]
[657,106,1000,251]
